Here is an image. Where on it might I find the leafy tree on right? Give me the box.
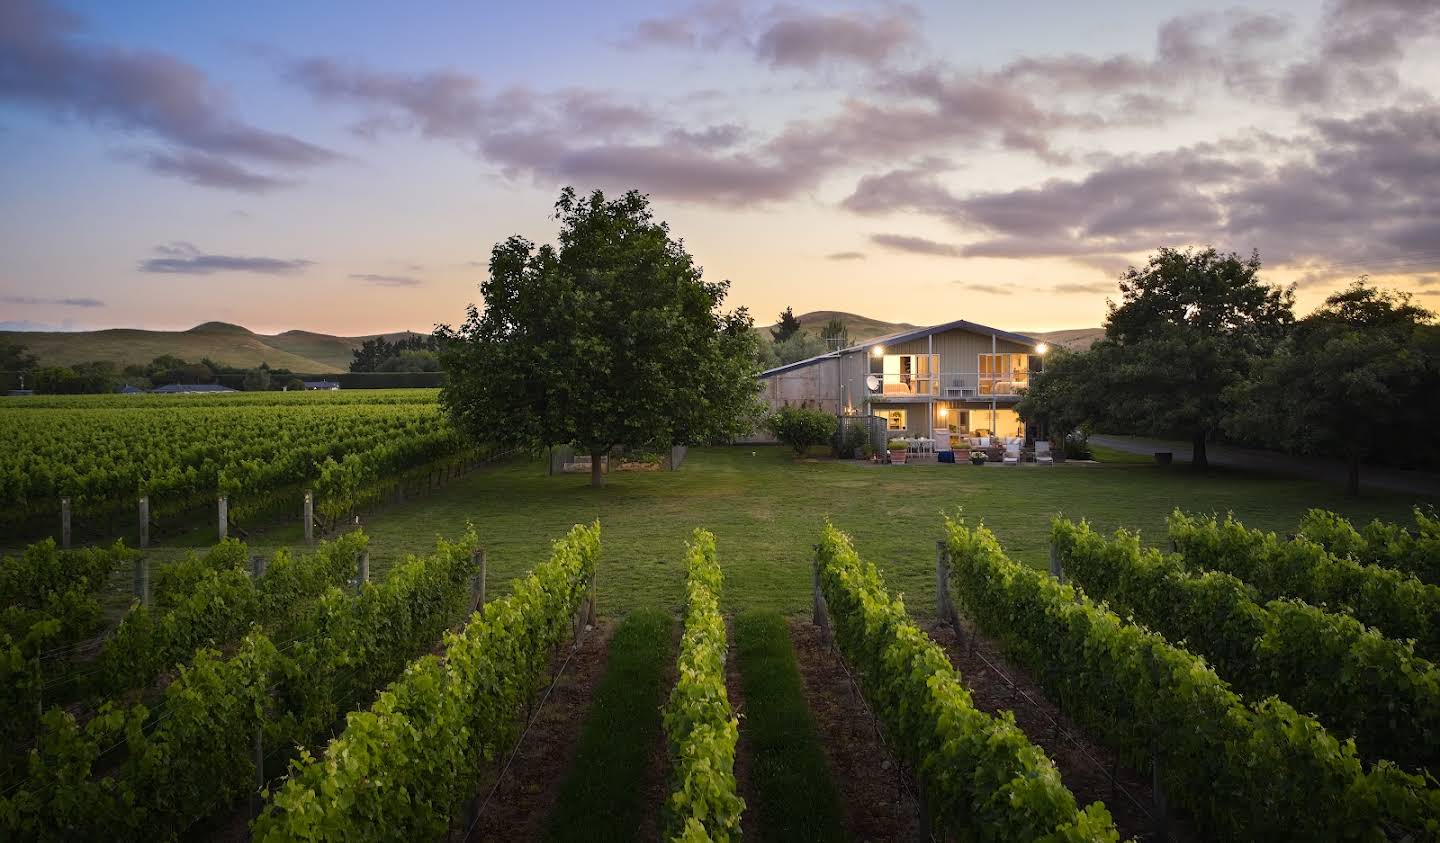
[1227,282,1438,496]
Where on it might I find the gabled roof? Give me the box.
[303,380,340,388]
[852,318,1036,351]
[758,318,1038,379]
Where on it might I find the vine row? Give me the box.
[663,529,744,841]
[819,522,1119,841]
[945,517,1439,840]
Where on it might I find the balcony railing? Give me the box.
[867,371,1030,398]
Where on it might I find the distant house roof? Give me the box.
[151,383,238,393]
[759,318,1039,379]
[303,380,340,389]
[6,389,35,397]
[117,385,146,394]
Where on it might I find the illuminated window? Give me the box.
[875,408,908,430]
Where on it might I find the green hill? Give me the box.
[1,323,425,372]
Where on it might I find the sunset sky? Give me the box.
[2,0,1438,336]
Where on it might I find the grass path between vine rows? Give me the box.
[546,608,675,842]
[731,610,848,842]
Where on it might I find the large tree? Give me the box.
[1227,282,1436,496]
[1097,247,1293,466]
[439,187,762,487]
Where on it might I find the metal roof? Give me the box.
[150,383,238,393]
[758,318,1039,379]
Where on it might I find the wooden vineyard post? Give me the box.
[585,560,597,627]
[471,548,487,612]
[1049,543,1064,583]
[133,556,150,608]
[357,550,370,593]
[217,495,228,541]
[252,722,265,820]
[61,497,71,549]
[303,490,314,545]
[1144,646,1170,840]
[251,552,268,581]
[811,549,830,644]
[935,540,964,645]
[138,496,149,549]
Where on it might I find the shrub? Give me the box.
[840,419,869,456]
[765,406,836,455]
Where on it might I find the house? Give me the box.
[116,384,146,395]
[302,380,341,390]
[150,383,239,394]
[757,318,1047,441]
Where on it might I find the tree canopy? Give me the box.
[770,306,802,343]
[438,187,762,486]
[1227,282,1438,495]
[1020,247,1294,467]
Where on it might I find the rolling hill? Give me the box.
[761,311,1102,351]
[1,322,425,371]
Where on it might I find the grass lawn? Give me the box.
[547,609,674,842]
[89,445,1435,617]
[344,445,1435,616]
[1086,443,1156,464]
[731,610,847,842]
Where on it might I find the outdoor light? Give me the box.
[939,407,948,417]
[872,345,884,356]
[1035,342,1050,355]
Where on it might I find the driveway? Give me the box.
[1089,435,1440,499]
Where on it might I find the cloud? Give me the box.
[841,104,1440,280]
[1052,282,1115,294]
[953,282,1012,295]
[350,273,422,287]
[871,233,962,257]
[138,242,312,274]
[755,9,920,69]
[0,319,81,331]
[2,295,104,307]
[0,0,334,189]
[135,149,294,193]
[825,251,865,261]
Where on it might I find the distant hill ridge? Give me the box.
[1,322,425,371]
[762,311,1101,351]
[4,312,1102,371]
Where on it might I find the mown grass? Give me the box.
[74,444,1435,616]
[1087,443,1156,464]
[326,445,1432,616]
[731,610,847,842]
[546,608,674,842]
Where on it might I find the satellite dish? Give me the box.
[866,375,881,392]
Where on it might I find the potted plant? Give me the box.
[970,450,988,466]
[887,438,909,464]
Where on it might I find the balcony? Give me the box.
[867,371,1029,401]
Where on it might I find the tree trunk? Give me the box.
[1346,449,1361,497]
[1191,430,1208,469]
[590,451,604,488]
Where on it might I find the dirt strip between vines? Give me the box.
[786,620,921,842]
[922,619,1194,842]
[451,619,618,842]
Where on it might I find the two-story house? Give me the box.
[757,318,1046,442]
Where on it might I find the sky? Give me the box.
[1,0,1438,336]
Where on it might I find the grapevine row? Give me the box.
[0,539,138,748]
[663,529,744,841]
[818,523,1119,841]
[1169,511,1440,659]
[944,517,1439,840]
[0,527,480,841]
[1,400,466,535]
[253,521,600,841]
[1297,507,1440,585]
[1052,517,1440,772]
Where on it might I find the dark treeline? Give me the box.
[1018,247,1440,495]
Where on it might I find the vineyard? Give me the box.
[4,420,1439,841]
[0,389,484,540]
